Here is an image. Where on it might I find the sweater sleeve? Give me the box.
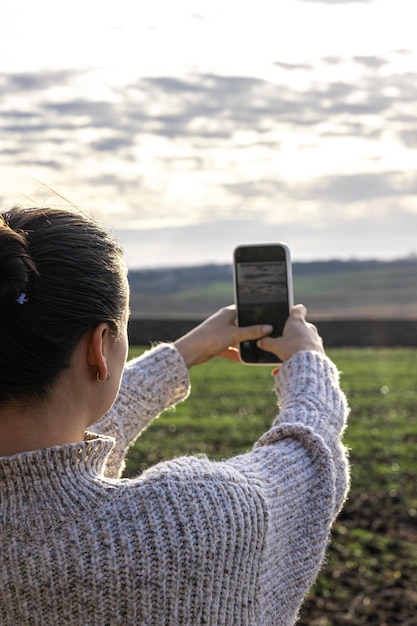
[91,343,190,478]
[255,349,349,515]
[227,350,350,622]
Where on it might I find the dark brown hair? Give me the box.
[0,206,128,404]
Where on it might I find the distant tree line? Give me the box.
[128,318,417,348]
[128,258,417,296]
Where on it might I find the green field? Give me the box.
[124,347,417,624]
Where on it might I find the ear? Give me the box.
[87,323,111,382]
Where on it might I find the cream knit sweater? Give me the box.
[0,344,349,625]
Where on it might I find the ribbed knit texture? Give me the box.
[0,346,349,625]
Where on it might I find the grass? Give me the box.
[124,347,417,623]
[124,350,277,471]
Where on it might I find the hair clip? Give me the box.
[16,293,28,305]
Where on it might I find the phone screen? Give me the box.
[234,244,292,364]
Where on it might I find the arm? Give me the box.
[260,349,350,515]
[173,303,349,615]
[236,350,349,620]
[92,308,273,478]
[128,349,349,624]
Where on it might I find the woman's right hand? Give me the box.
[257,304,324,362]
[173,305,273,368]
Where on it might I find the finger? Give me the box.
[235,323,273,343]
[217,347,241,362]
[290,304,307,319]
[223,304,237,321]
[257,335,281,352]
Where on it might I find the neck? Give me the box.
[0,405,87,457]
[0,376,93,457]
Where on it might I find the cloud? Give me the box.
[134,65,417,141]
[273,61,313,71]
[399,128,417,148]
[353,55,388,69]
[90,136,136,152]
[2,58,417,153]
[0,70,79,93]
[222,169,417,205]
[2,53,417,234]
[298,171,417,204]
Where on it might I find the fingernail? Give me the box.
[262,325,273,333]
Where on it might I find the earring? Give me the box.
[96,371,111,383]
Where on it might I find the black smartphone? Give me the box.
[233,243,293,365]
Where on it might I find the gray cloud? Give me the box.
[223,170,417,206]
[44,99,121,127]
[2,57,417,153]
[1,70,80,93]
[399,128,417,148]
[353,55,388,69]
[273,61,313,71]
[17,158,63,170]
[321,56,345,65]
[84,174,142,194]
[90,136,136,152]
[223,179,289,199]
[2,54,417,217]
[131,66,417,141]
[299,171,417,203]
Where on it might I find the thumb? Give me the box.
[236,323,274,342]
[257,334,282,352]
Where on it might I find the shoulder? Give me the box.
[106,455,268,523]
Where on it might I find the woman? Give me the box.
[0,206,349,625]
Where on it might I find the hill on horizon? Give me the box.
[128,257,417,320]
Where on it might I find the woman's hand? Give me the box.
[257,304,324,362]
[174,305,273,368]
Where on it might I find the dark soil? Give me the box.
[298,493,417,625]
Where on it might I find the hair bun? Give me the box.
[0,214,38,307]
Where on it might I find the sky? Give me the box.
[1,0,417,268]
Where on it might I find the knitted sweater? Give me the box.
[0,344,349,626]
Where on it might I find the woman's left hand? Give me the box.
[174,305,273,368]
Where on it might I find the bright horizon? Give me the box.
[1,0,417,267]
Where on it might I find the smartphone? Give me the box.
[233,243,293,365]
